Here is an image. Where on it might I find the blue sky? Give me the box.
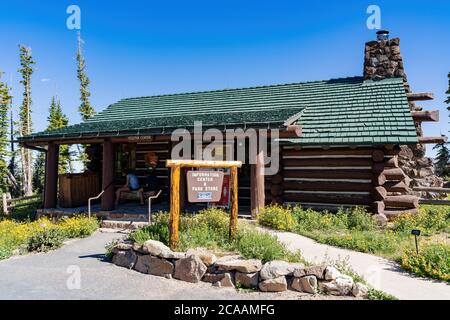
[0,0,448,157]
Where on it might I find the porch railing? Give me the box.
[413,187,450,206]
[148,190,162,224]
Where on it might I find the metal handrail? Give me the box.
[88,190,104,219]
[148,190,162,224]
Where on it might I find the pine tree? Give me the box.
[445,72,450,106]
[47,96,71,173]
[433,143,450,177]
[77,32,95,121]
[18,45,35,196]
[0,72,11,193]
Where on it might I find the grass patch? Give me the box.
[0,216,99,260]
[258,204,450,282]
[128,207,306,263]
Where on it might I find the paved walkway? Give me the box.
[262,227,450,300]
[0,229,336,300]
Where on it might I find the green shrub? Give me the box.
[346,207,375,231]
[235,228,294,262]
[258,204,297,231]
[58,216,99,238]
[129,213,170,244]
[27,227,65,252]
[393,206,449,235]
[401,243,450,282]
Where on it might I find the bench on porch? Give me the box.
[118,189,162,204]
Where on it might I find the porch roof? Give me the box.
[19,76,418,145]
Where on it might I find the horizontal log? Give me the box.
[412,110,439,122]
[385,157,398,168]
[383,208,418,219]
[283,181,372,192]
[371,201,385,215]
[381,168,406,181]
[282,158,372,167]
[419,199,450,205]
[283,193,372,205]
[384,180,410,193]
[282,147,400,157]
[372,149,385,162]
[418,136,448,144]
[373,174,386,186]
[412,187,450,192]
[372,186,387,201]
[406,92,434,101]
[284,169,372,180]
[384,195,419,209]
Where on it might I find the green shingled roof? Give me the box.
[19,76,418,145]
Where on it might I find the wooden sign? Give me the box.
[187,171,224,202]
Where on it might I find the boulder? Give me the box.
[216,258,262,273]
[112,250,137,269]
[142,239,185,259]
[258,276,287,292]
[111,242,133,254]
[235,272,259,289]
[134,255,174,277]
[291,275,317,294]
[173,255,207,283]
[259,261,304,280]
[212,273,234,288]
[352,282,369,298]
[324,266,342,281]
[319,275,354,296]
[186,248,217,266]
[295,265,326,279]
[202,272,227,283]
[134,255,152,274]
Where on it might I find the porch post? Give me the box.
[101,139,115,211]
[44,142,59,208]
[256,150,265,212]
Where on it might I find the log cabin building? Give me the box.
[18,31,446,221]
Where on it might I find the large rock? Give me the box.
[258,276,287,292]
[215,259,262,273]
[324,266,342,281]
[202,272,227,283]
[319,275,354,296]
[295,265,326,279]
[112,250,137,269]
[174,255,207,283]
[259,261,304,280]
[111,242,133,254]
[186,248,217,266]
[134,255,174,277]
[212,273,234,288]
[235,272,259,289]
[142,240,185,259]
[352,282,369,298]
[291,275,317,294]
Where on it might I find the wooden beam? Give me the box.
[43,142,59,209]
[372,186,387,201]
[418,136,448,144]
[412,110,439,122]
[283,181,372,192]
[372,149,385,162]
[101,139,115,211]
[169,165,180,249]
[412,187,450,193]
[166,159,242,168]
[384,195,419,209]
[384,180,411,193]
[419,199,450,205]
[229,166,238,240]
[407,92,434,101]
[372,201,385,215]
[282,158,372,167]
[284,169,372,180]
[384,208,418,219]
[283,193,372,205]
[256,151,266,213]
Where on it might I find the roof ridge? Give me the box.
[119,76,364,101]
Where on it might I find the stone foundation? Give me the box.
[110,239,368,298]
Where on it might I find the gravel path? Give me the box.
[261,227,450,300]
[0,229,348,300]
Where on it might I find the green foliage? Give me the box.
[0,72,11,194]
[127,208,303,263]
[258,204,297,231]
[393,205,449,235]
[401,243,450,282]
[0,216,98,260]
[433,143,450,177]
[27,226,65,252]
[445,71,450,105]
[76,32,95,121]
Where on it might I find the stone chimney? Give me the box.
[363,30,407,81]
[363,31,444,198]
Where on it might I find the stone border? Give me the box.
[110,239,368,298]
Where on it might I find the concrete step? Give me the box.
[101,219,148,230]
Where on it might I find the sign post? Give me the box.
[166,160,242,250]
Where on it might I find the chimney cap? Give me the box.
[376,30,390,40]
